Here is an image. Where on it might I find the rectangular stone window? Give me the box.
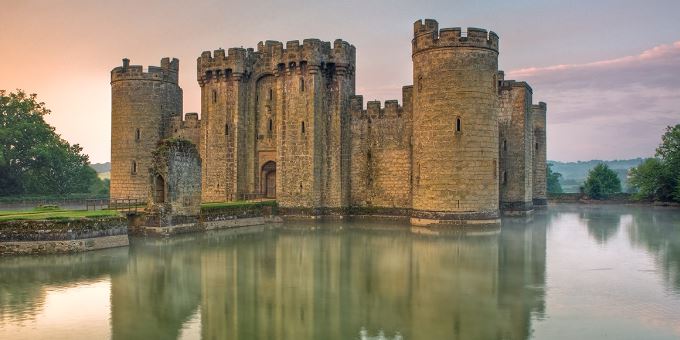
[131,160,137,175]
[213,90,217,103]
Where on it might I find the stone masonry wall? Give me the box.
[112,19,548,224]
[349,92,411,209]
[498,81,534,213]
[198,50,248,202]
[111,58,182,201]
[410,20,500,223]
[147,139,202,226]
[169,112,201,147]
[197,40,355,210]
[532,103,548,206]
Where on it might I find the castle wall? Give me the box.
[410,20,500,225]
[169,112,201,147]
[111,19,548,224]
[197,39,355,210]
[253,75,277,194]
[198,48,251,202]
[110,58,182,201]
[532,103,548,206]
[349,92,412,209]
[498,81,534,214]
[274,56,317,208]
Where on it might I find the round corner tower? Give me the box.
[410,19,500,226]
[110,57,183,201]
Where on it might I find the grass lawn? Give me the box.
[0,207,121,221]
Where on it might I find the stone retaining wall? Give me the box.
[0,217,129,255]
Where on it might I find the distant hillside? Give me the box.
[549,158,645,193]
[90,162,111,173]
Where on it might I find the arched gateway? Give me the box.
[261,161,276,198]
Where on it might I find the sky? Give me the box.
[1,0,679,163]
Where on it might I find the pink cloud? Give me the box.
[509,41,680,78]
[506,41,680,161]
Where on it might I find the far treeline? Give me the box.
[548,124,680,202]
[0,90,108,198]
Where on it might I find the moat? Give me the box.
[1,204,679,340]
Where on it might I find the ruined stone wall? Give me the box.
[498,81,534,214]
[532,102,548,206]
[147,139,202,226]
[349,92,412,209]
[110,58,182,201]
[410,19,500,225]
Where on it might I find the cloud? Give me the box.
[507,41,680,161]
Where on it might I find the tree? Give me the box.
[547,163,563,193]
[656,125,680,201]
[629,124,680,202]
[583,163,621,199]
[628,158,672,201]
[0,89,97,196]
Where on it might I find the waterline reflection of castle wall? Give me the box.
[104,221,547,340]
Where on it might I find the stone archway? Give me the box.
[261,161,276,198]
[154,175,165,203]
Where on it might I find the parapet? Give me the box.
[351,97,403,120]
[499,79,533,94]
[350,95,365,118]
[197,47,254,85]
[111,58,179,84]
[199,37,355,82]
[169,112,201,132]
[532,102,547,114]
[262,38,356,73]
[412,19,499,55]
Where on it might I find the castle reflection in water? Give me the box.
[111,218,546,340]
[2,205,680,340]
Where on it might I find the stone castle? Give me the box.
[110,19,548,226]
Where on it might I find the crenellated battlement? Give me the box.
[412,19,499,55]
[198,38,355,85]
[499,79,533,94]
[111,58,179,84]
[197,47,256,86]
[532,102,547,113]
[260,38,355,71]
[350,96,403,120]
[168,112,201,148]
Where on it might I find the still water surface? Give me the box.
[1,204,679,339]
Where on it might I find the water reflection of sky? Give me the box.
[0,204,679,340]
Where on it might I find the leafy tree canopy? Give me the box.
[583,163,621,199]
[0,89,99,196]
[547,163,563,194]
[629,124,680,202]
